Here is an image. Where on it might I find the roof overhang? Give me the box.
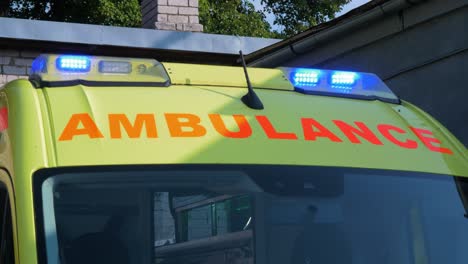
[0,17,280,65]
[246,0,427,67]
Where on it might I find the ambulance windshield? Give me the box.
[36,165,468,264]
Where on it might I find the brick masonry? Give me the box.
[0,49,40,87]
[141,0,203,32]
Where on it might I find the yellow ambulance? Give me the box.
[0,54,466,264]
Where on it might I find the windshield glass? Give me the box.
[35,165,468,264]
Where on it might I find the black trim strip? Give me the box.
[27,75,399,105]
[29,76,171,89]
[171,82,289,91]
[294,87,401,104]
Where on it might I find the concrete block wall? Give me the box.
[0,49,40,87]
[141,0,203,32]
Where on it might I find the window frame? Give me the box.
[0,169,16,264]
[32,164,466,264]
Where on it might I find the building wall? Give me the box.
[0,49,40,87]
[283,0,468,146]
[141,0,203,32]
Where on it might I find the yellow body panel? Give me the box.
[40,84,467,177]
[164,63,294,90]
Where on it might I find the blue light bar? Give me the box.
[56,55,91,72]
[280,67,400,104]
[292,69,320,86]
[331,72,357,86]
[31,56,48,74]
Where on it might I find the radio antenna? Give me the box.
[239,50,264,110]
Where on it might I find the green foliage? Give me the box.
[3,0,141,27]
[1,0,351,38]
[261,0,352,37]
[199,0,274,38]
[94,0,142,27]
[199,0,350,38]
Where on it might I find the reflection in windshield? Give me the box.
[37,166,468,264]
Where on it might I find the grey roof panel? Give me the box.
[0,17,280,55]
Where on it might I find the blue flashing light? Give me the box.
[331,72,357,86]
[31,56,47,74]
[292,70,320,86]
[282,66,399,103]
[56,55,91,72]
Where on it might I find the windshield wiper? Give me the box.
[454,177,468,218]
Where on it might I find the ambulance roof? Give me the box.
[1,55,467,178]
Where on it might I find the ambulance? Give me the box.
[0,53,466,264]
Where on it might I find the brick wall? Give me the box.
[1,1,204,87]
[141,0,203,32]
[0,49,40,87]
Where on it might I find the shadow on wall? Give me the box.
[385,50,468,148]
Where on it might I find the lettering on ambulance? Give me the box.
[410,127,453,154]
[256,115,298,140]
[0,107,8,131]
[377,124,418,149]
[209,114,252,138]
[301,118,342,142]
[109,114,157,139]
[57,113,454,155]
[165,113,206,137]
[333,120,383,145]
[59,113,104,141]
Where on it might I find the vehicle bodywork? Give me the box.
[0,60,467,264]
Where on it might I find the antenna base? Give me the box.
[241,92,264,110]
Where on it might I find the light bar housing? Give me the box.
[30,54,170,88]
[280,67,399,104]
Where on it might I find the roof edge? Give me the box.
[0,17,280,56]
[246,0,427,67]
